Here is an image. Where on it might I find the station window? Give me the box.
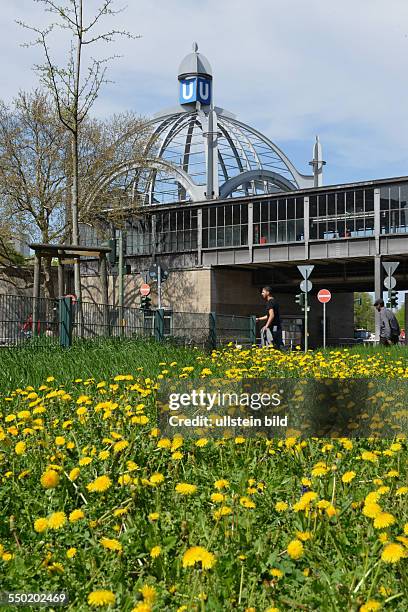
[155,209,198,252]
[253,197,304,244]
[309,188,375,240]
[202,203,249,248]
[380,184,408,234]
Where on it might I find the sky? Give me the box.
[1,0,408,186]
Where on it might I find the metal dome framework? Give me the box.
[139,108,317,205]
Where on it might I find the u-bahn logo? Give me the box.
[179,77,212,105]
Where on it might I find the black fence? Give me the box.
[0,295,256,349]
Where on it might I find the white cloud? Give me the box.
[1,0,408,183]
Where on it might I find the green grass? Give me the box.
[1,339,408,392]
[0,338,203,391]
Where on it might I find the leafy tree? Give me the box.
[354,292,375,331]
[396,303,405,330]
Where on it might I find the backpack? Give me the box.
[389,312,400,337]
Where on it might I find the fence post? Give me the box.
[209,312,217,349]
[59,297,72,348]
[154,308,164,342]
[249,315,256,345]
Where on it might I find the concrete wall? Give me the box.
[81,268,212,314]
[0,265,60,297]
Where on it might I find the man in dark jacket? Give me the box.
[256,286,283,349]
[374,299,400,345]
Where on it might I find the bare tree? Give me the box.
[18,0,138,301]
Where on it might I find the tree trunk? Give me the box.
[42,257,55,300]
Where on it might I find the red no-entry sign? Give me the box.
[317,289,331,304]
[140,283,151,296]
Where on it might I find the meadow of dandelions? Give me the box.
[0,343,407,611]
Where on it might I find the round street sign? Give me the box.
[140,283,151,296]
[300,279,312,292]
[383,276,396,289]
[317,289,331,303]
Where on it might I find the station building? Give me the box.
[81,44,408,347]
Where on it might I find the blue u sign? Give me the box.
[179,77,211,105]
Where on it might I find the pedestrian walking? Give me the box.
[256,286,283,349]
[374,299,400,345]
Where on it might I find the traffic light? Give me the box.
[295,293,305,309]
[140,295,151,311]
[388,289,398,309]
[107,239,117,265]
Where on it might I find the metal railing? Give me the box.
[0,295,256,349]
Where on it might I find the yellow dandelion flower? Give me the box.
[362,503,382,519]
[211,493,225,503]
[373,513,396,529]
[240,496,256,509]
[100,538,122,552]
[365,492,380,504]
[34,517,48,533]
[113,507,129,517]
[87,475,112,493]
[157,438,172,449]
[149,473,164,486]
[381,543,406,563]
[68,467,80,481]
[396,487,408,496]
[342,471,356,483]
[118,474,132,486]
[404,523,408,535]
[359,600,381,612]
[15,441,26,455]
[182,546,216,569]
[148,512,160,521]
[66,547,77,559]
[139,584,157,603]
[88,590,115,607]
[213,506,233,520]
[41,469,59,489]
[150,546,161,558]
[69,509,85,522]
[79,457,92,466]
[195,438,208,447]
[131,604,151,612]
[311,465,329,477]
[48,512,66,530]
[113,440,129,453]
[175,482,197,495]
[270,568,284,578]
[287,539,304,560]
[361,451,378,463]
[275,501,288,512]
[214,479,229,490]
[296,531,312,541]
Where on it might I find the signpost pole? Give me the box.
[323,301,326,349]
[304,291,308,352]
[158,264,162,310]
[118,229,124,334]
